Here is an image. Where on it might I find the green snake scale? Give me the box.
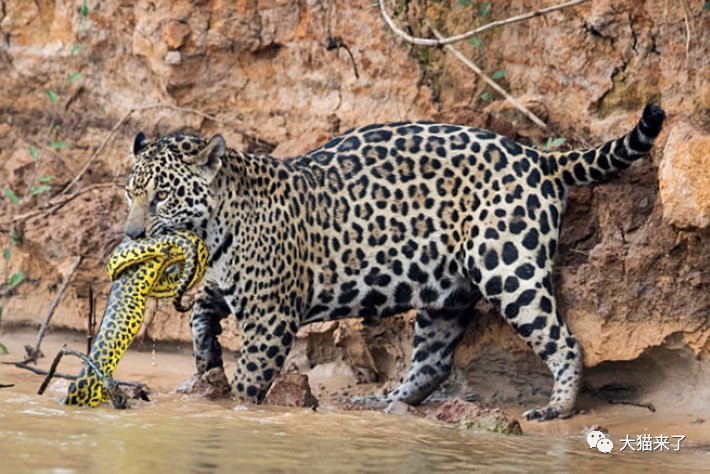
[64,231,208,407]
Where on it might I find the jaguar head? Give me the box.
[125,132,225,239]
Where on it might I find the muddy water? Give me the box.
[1,332,708,473]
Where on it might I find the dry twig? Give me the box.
[23,256,82,363]
[60,104,224,196]
[680,0,693,63]
[326,36,360,79]
[37,344,129,409]
[5,104,267,229]
[378,0,590,129]
[9,360,78,380]
[8,359,146,389]
[425,21,548,130]
[378,0,588,47]
[8,182,121,225]
[35,345,73,395]
[608,399,657,413]
[86,285,96,355]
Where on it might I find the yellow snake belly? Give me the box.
[64,231,208,407]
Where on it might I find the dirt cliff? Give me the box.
[1,1,708,407]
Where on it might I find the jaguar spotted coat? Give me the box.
[125,104,665,420]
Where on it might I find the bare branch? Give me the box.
[37,345,131,409]
[86,285,96,355]
[8,182,122,225]
[378,0,588,47]
[36,344,69,395]
[24,256,82,363]
[326,36,360,79]
[9,359,147,389]
[608,399,656,413]
[425,21,548,130]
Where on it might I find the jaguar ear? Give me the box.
[186,134,225,181]
[133,132,148,156]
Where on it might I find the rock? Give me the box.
[163,20,191,49]
[384,400,421,416]
[122,384,151,402]
[659,122,710,229]
[264,373,318,409]
[175,367,232,400]
[305,361,359,395]
[165,51,182,66]
[429,400,522,435]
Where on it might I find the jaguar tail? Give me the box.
[545,103,665,186]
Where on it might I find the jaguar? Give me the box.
[124,103,665,420]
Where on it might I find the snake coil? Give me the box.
[64,231,208,407]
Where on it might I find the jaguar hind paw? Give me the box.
[351,395,390,409]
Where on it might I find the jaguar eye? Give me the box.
[155,190,169,201]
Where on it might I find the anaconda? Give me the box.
[64,230,208,407]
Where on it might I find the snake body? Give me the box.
[64,231,208,406]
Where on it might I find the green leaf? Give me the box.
[491,69,506,80]
[68,72,84,82]
[468,37,483,48]
[550,137,567,148]
[81,0,89,17]
[47,90,59,102]
[478,2,492,17]
[2,248,11,260]
[48,141,68,149]
[9,272,23,289]
[71,43,84,55]
[545,137,567,150]
[29,146,40,160]
[4,189,19,206]
[31,185,52,195]
[704,1,710,10]
[9,231,20,247]
[481,91,490,102]
[457,0,473,6]
[0,342,7,355]
[38,175,56,183]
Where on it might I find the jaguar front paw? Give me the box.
[523,405,572,422]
